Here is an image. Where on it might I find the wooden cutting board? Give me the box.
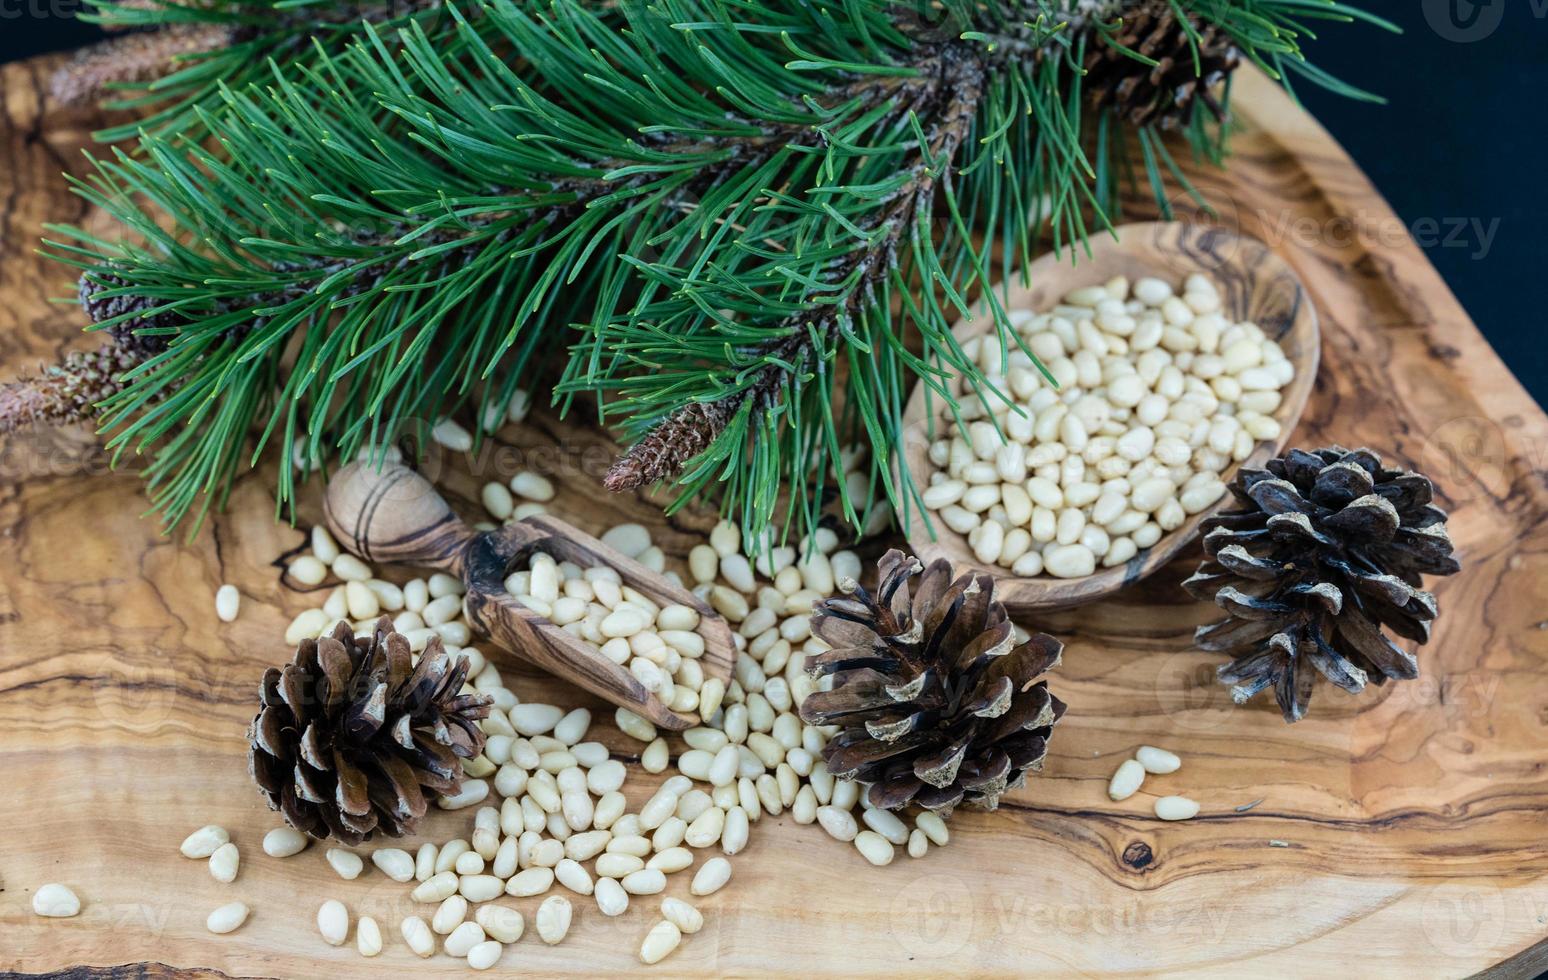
[2,56,1546,978]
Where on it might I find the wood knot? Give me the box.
[1121,841,1154,870]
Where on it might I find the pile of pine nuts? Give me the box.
[194,482,952,968]
[921,273,1294,578]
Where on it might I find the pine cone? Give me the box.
[1184,447,1461,723]
[50,23,233,108]
[800,550,1065,812]
[80,271,179,357]
[0,343,145,435]
[248,617,492,844]
[1084,2,1241,130]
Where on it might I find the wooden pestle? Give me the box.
[324,461,735,730]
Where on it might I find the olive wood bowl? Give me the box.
[901,221,1319,613]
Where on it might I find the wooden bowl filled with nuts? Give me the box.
[901,221,1318,612]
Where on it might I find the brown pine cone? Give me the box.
[800,550,1065,812]
[1085,2,1241,130]
[1184,447,1461,722]
[248,617,491,844]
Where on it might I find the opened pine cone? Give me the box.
[799,550,1065,812]
[1184,447,1461,723]
[1084,1,1242,130]
[248,617,491,844]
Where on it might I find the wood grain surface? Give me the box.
[3,55,1547,978]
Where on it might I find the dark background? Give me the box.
[2,6,1544,406]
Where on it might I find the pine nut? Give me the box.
[817,805,858,842]
[317,899,349,946]
[595,876,630,916]
[915,812,950,847]
[1155,796,1201,821]
[661,897,704,935]
[1108,758,1147,801]
[640,919,683,965]
[476,904,525,943]
[690,857,731,896]
[413,871,459,903]
[180,825,230,858]
[262,827,308,858]
[356,915,382,956]
[209,842,240,883]
[371,848,415,882]
[535,895,573,944]
[445,920,486,957]
[214,584,240,622]
[861,807,909,845]
[506,867,554,897]
[854,831,895,866]
[468,939,504,970]
[401,915,435,957]
[206,901,248,935]
[622,868,667,895]
[32,883,80,917]
[324,848,362,880]
[1137,745,1182,774]
[432,895,468,935]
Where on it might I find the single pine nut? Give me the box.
[412,871,459,903]
[206,901,249,934]
[444,920,486,957]
[861,808,909,845]
[1136,745,1182,774]
[180,825,230,859]
[690,857,731,896]
[209,842,240,883]
[817,806,858,842]
[325,848,362,880]
[356,915,382,956]
[468,939,504,970]
[1108,758,1147,801]
[432,895,468,935]
[640,919,683,965]
[401,915,435,957]
[595,876,630,916]
[621,869,666,896]
[506,867,554,897]
[262,827,308,858]
[535,895,573,944]
[1155,796,1200,821]
[32,883,80,917]
[854,831,895,866]
[215,584,240,622]
[372,848,415,882]
[317,899,350,946]
[476,904,525,943]
[661,897,704,934]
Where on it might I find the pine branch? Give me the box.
[30,0,1397,542]
[603,43,986,493]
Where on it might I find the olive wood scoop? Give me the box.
[324,461,735,730]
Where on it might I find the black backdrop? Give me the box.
[2,7,1544,406]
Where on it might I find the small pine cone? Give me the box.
[1184,447,1461,723]
[604,397,740,492]
[51,23,233,107]
[248,618,492,844]
[1084,2,1241,130]
[79,271,177,356]
[800,550,1065,813]
[0,342,144,434]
